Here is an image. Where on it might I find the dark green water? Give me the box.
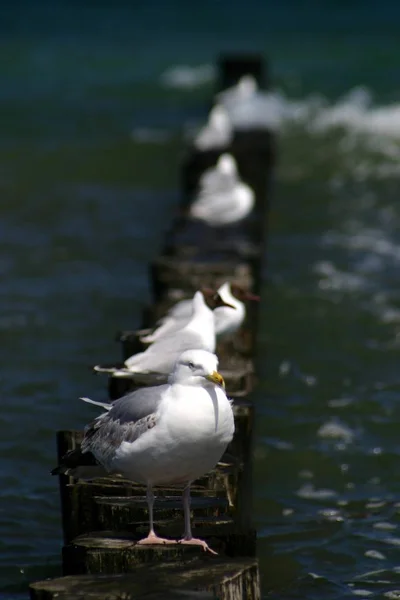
[2,2,400,598]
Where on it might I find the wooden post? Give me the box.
[40,54,273,599]
[30,558,260,600]
[62,529,256,576]
[217,53,267,90]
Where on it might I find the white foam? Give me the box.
[310,87,400,138]
[383,537,400,547]
[374,522,397,531]
[322,230,400,262]
[279,359,291,376]
[282,86,400,145]
[214,86,400,170]
[160,64,215,89]
[297,483,337,500]
[317,420,355,443]
[307,572,325,580]
[365,549,386,560]
[282,508,294,517]
[328,397,354,408]
[318,508,344,522]
[314,260,368,293]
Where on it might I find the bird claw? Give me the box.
[178,537,218,555]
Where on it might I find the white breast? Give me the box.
[112,384,234,486]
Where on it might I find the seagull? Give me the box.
[189,155,255,227]
[141,282,259,344]
[198,153,238,193]
[213,281,260,337]
[94,290,234,379]
[194,104,233,151]
[217,74,272,130]
[217,74,258,107]
[53,349,235,553]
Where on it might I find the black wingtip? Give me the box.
[95,362,125,370]
[51,465,64,476]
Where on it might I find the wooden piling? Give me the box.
[32,53,274,599]
[217,53,267,90]
[30,558,260,600]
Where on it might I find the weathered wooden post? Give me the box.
[30,53,273,600]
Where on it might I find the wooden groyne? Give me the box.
[30,54,273,600]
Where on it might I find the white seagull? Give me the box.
[217,74,272,130]
[198,153,238,193]
[194,104,233,151]
[217,74,258,106]
[94,290,234,379]
[141,281,259,344]
[53,349,235,554]
[189,154,255,227]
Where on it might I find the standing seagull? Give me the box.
[217,74,272,130]
[94,290,234,379]
[189,154,255,227]
[141,281,259,343]
[194,104,233,151]
[198,153,238,193]
[53,349,235,553]
[213,281,260,337]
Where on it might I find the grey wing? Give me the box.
[108,384,169,423]
[81,384,168,468]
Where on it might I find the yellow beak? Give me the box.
[206,370,225,389]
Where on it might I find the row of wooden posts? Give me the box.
[29,54,274,600]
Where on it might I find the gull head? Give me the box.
[191,289,234,315]
[200,288,236,311]
[216,153,237,176]
[170,349,225,389]
[237,74,257,97]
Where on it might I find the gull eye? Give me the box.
[188,362,195,370]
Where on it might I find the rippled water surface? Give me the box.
[2,2,400,599]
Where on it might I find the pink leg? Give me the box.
[137,486,176,546]
[178,484,218,555]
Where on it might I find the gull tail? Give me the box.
[80,397,112,411]
[51,447,108,479]
[111,369,136,379]
[93,362,125,374]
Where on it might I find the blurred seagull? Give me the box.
[189,154,255,227]
[198,153,237,193]
[141,281,259,344]
[217,74,257,106]
[214,281,260,337]
[217,74,272,130]
[53,349,235,554]
[194,104,233,151]
[94,290,234,379]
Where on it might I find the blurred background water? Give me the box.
[2,1,400,598]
